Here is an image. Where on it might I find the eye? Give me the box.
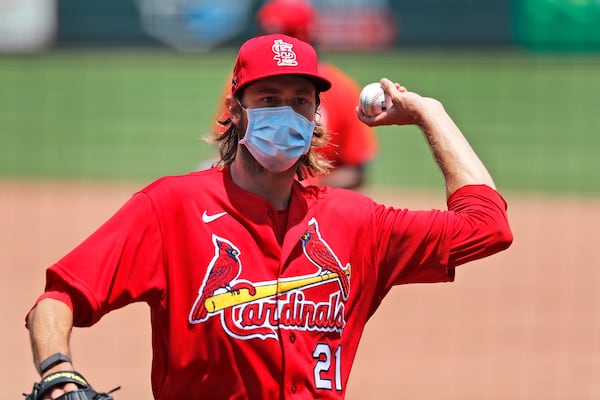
[294,97,310,106]
[260,96,277,106]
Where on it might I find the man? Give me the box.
[210,0,378,189]
[26,34,512,399]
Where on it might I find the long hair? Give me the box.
[206,92,332,181]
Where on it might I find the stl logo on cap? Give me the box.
[231,34,331,95]
[272,39,298,67]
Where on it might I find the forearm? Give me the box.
[27,298,74,375]
[416,98,496,197]
[357,78,497,198]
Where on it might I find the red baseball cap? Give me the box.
[257,0,316,43]
[231,34,331,95]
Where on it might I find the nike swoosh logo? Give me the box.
[202,210,227,223]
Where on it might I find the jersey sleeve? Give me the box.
[373,185,512,301]
[446,184,512,267]
[38,192,166,327]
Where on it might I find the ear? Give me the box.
[226,95,242,125]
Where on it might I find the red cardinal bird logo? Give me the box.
[301,218,350,299]
[189,235,256,323]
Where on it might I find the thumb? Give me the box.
[379,78,407,96]
[379,78,395,96]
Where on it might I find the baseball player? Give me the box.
[25,34,512,400]
[209,0,378,189]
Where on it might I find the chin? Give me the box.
[264,165,298,178]
[240,146,300,177]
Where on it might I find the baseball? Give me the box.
[359,82,390,117]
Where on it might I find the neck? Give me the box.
[230,150,297,210]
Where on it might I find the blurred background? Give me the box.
[1,0,599,192]
[6,0,600,51]
[2,1,600,399]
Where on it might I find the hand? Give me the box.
[357,78,438,128]
[43,383,79,400]
[41,363,79,399]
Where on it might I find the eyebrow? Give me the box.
[254,87,279,94]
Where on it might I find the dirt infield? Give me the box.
[3,180,599,399]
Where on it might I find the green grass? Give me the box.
[328,50,600,195]
[1,48,599,196]
[0,49,229,180]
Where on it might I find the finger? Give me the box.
[355,106,378,126]
[47,382,79,399]
[380,79,408,106]
[379,78,397,96]
[356,106,371,123]
[66,383,79,391]
[356,106,389,127]
[48,387,65,399]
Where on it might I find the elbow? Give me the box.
[25,305,37,330]
[491,220,513,253]
[449,215,513,268]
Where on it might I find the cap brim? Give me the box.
[237,72,331,94]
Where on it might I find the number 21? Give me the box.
[313,343,342,391]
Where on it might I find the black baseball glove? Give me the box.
[23,370,120,400]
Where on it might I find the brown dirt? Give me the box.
[3,180,599,399]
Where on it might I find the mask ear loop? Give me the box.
[233,96,247,112]
[232,96,247,141]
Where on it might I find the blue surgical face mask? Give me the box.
[239,105,316,173]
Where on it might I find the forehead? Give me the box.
[244,75,316,95]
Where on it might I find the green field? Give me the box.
[1,49,599,196]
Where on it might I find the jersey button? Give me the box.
[291,384,297,393]
[289,332,296,343]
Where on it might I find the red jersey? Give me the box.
[34,168,511,399]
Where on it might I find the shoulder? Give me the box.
[137,168,226,202]
[301,184,376,211]
[142,168,222,190]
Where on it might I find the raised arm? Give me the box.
[357,78,495,198]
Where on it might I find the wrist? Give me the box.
[39,352,72,375]
[414,98,443,125]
